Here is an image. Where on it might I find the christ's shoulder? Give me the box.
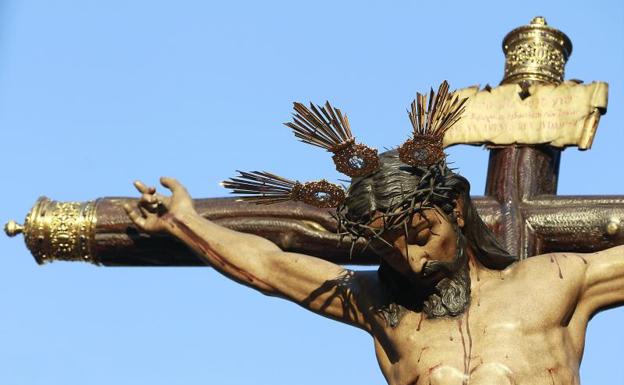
[503,252,590,285]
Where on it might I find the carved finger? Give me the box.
[137,196,155,213]
[141,193,158,205]
[134,180,156,194]
[138,204,151,218]
[140,193,170,215]
[154,193,170,212]
[160,176,188,195]
[123,203,147,228]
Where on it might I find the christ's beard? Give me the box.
[419,234,471,318]
[378,231,472,326]
[421,262,470,318]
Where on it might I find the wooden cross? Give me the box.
[5,17,624,265]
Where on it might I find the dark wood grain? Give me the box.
[90,195,624,266]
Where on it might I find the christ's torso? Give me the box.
[371,253,590,385]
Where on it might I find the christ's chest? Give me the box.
[374,291,580,385]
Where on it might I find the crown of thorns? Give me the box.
[221,81,467,215]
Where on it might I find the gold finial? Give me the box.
[4,220,24,237]
[4,197,98,265]
[501,16,572,85]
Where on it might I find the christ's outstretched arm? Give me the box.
[124,177,383,332]
[577,245,624,317]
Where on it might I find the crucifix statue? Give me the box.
[5,17,623,385]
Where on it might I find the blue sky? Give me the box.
[1,1,623,384]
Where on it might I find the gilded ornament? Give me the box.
[502,16,572,84]
[8,197,98,264]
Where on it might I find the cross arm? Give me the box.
[7,196,500,266]
[523,195,624,255]
[64,195,505,266]
[8,195,624,266]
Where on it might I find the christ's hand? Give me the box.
[123,177,196,233]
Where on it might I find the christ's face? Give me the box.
[370,206,463,284]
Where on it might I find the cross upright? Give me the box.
[5,17,624,266]
[481,16,619,259]
[483,15,568,258]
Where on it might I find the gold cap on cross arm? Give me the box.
[5,197,98,265]
[502,16,573,85]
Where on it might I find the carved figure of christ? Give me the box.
[124,154,624,385]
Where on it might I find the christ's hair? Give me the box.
[340,149,517,270]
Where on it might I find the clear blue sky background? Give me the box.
[1,1,623,384]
